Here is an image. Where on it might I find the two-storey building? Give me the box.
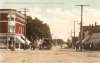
[0,9,30,49]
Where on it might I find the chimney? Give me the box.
[89,24,91,26]
[92,24,93,27]
[95,22,97,26]
[18,11,21,13]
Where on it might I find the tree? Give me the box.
[26,16,51,42]
[26,16,33,41]
[56,39,65,45]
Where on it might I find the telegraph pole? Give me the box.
[70,30,72,38]
[24,8,27,44]
[72,21,77,48]
[76,5,89,51]
[72,21,77,38]
[21,8,29,45]
[70,29,72,42]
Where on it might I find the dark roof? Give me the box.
[0,9,16,11]
[0,9,22,14]
[93,25,100,33]
[89,33,100,43]
[82,25,100,33]
[82,26,90,32]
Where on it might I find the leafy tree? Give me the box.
[26,16,33,41]
[26,16,51,42]
[56,39,65,45]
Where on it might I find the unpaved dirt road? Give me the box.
[0,45,100,63]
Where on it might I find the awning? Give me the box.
[0,39,7,42]
[21,35,31,45]
[82,35,91,43]
[16,36,25,43]
[88,33,100,43]
[89,38,100,43]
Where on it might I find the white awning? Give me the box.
[16,36,25,43]
[21,35,31,45]
[82,35,91,43]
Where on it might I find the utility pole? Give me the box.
[70,30,72,38]
[24,8,27,44]
[72,21,77,48]
[21,8,29,45]
[70,29,72,42]
[76,5,89,51]
[72,21,77,39]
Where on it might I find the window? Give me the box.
[11,16,14,21]
[10,26,15,32]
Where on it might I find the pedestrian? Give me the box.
[90,43,93,50]
[11,45,14,51]
[61,44,62,49]
[75,42,79,51]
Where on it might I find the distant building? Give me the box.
[0,9,30,49]
[72,36,78,44]
[81,22,100,50]
[82,22,100,39]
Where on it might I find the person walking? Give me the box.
[75,42,79,51]
[61,45,62,49]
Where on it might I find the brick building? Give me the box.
[82,22,100,39]
[0,9,30,49]
[82,23,100,50]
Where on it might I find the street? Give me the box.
[0,45,100,63]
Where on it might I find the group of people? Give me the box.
[29,39,44,50]
[66,41,82,51]
[75,42,80,51]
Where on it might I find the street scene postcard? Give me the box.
[0,0,100,63]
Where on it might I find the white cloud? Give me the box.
[46,9,80,41]
[80,8,100,26]
[28,7,42,18]
[0,2,4,9]
[28,7,100,41]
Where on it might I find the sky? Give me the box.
[1,0,100,41]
